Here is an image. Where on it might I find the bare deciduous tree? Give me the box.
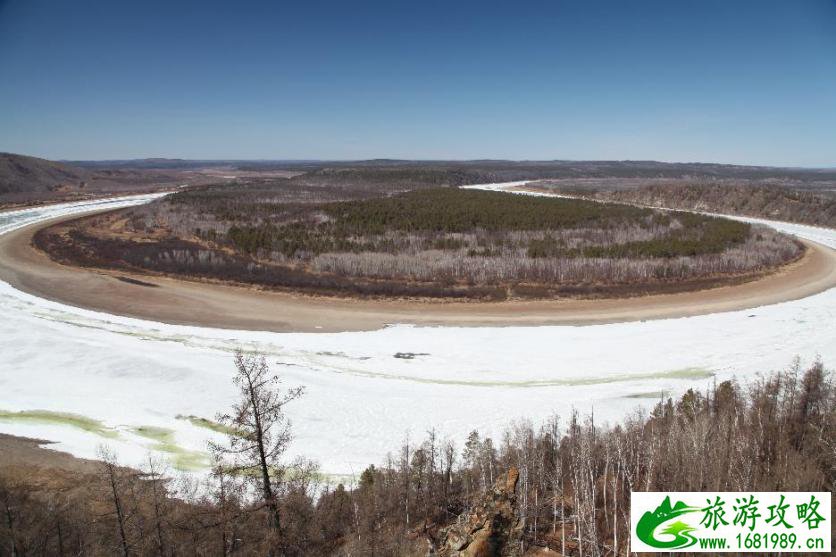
[97,446,133,557]
[211,350,305,552]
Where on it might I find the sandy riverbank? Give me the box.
[1,206,835,333]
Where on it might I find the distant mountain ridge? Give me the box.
[0,153,89,195]
[65,156,836,182]
[4,152,836,209]
[0,153,195,208]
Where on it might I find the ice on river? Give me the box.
[0,187,834,477]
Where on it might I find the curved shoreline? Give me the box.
[2,202,835,333]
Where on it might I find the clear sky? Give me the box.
[0,0,834,165]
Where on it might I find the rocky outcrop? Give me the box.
[433,468,524,556]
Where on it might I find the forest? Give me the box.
[36,185,803,300]
[531,182,836,228]
[1,356,833,556]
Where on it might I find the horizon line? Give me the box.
[3,151,835,170]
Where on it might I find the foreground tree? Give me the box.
[97,446,135,557]
[211,350,305,553]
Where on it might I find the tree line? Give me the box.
[589,183,836,228]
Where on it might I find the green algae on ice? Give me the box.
[0,409,119,438]
[130,425,209,471]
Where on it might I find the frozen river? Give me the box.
[1,187,834,477]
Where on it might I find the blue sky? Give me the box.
[0,0,834,165]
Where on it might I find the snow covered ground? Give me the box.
[0,185,834,477]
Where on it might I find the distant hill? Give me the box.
[69,158,217,170]
[68,157,836,183]
[592,182,836,227]
[0,153,200,208]
[0,153,89,195]
[6,153,836,210]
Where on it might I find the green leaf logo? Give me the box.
[636,496,700,549]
